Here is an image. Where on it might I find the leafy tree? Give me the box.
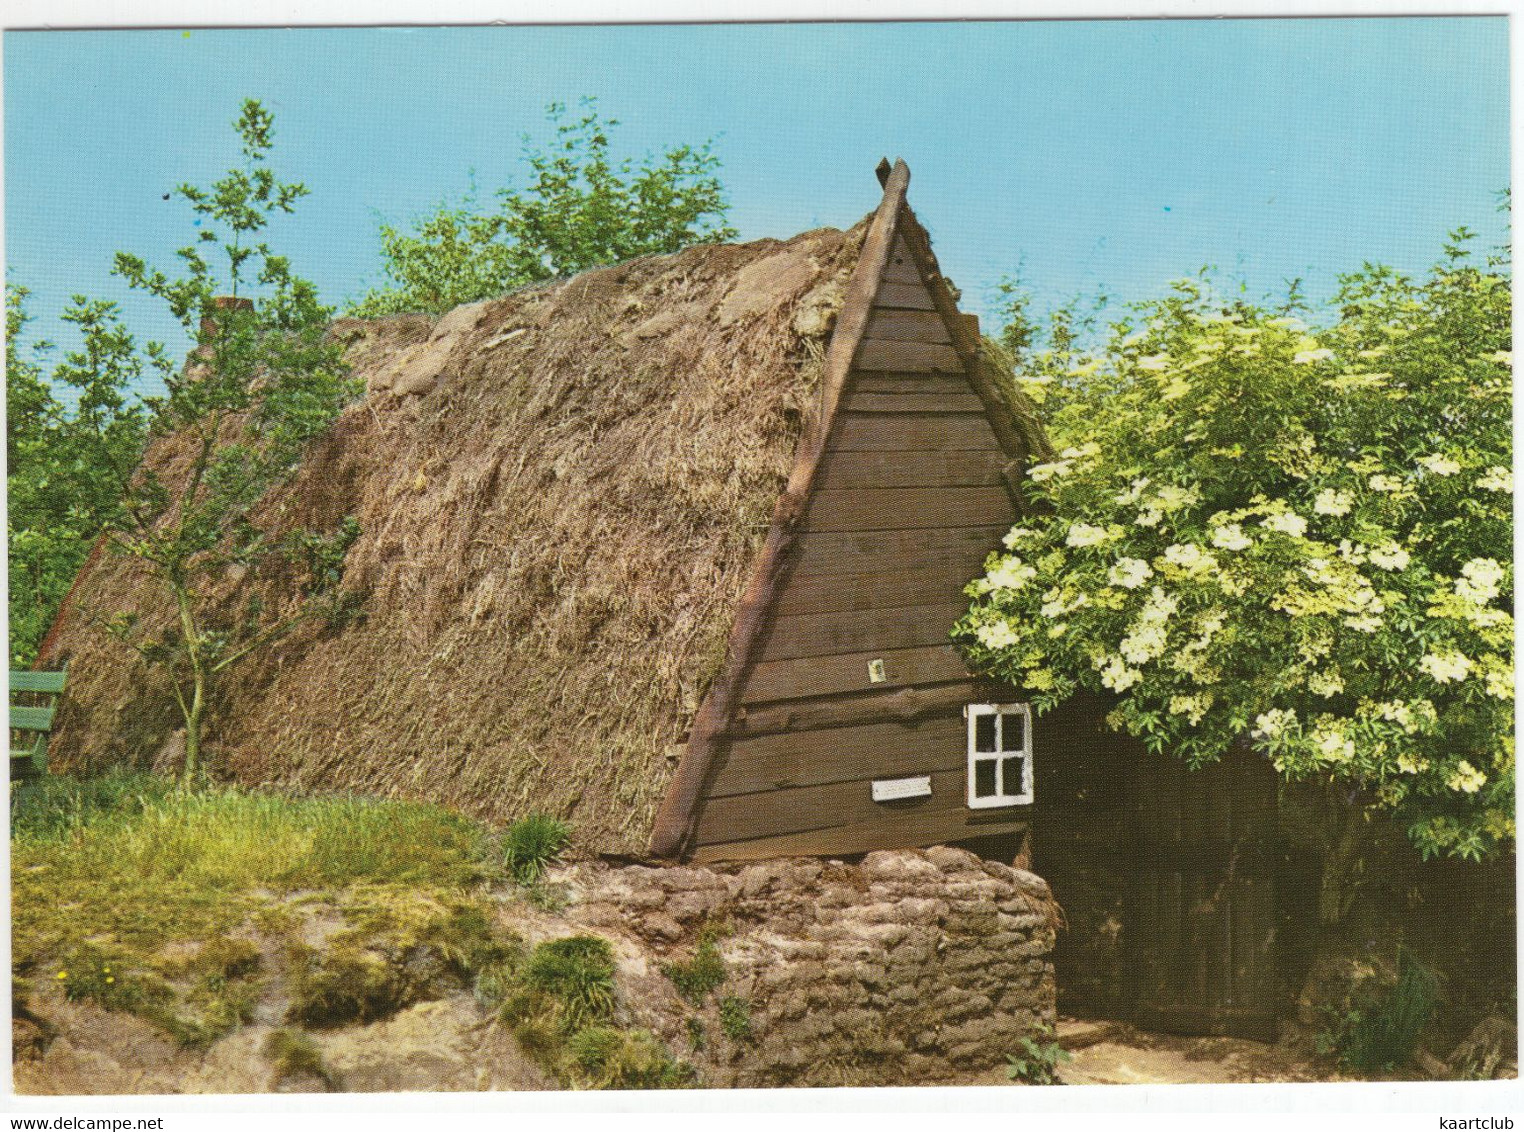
[958,231,1512,870]
[102,99,360,777]
[352,98,737,316]
[6,286,148,666]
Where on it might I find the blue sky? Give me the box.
[3,18,1510,397]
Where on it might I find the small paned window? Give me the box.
[965,703,1034,808]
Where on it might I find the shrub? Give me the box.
[503,813,572,885]
[1322,948,1439,1072]
[1006,1030,1071,1085]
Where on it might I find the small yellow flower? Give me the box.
[56,970,68,980]
[105,976,115,984]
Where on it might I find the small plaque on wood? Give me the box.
[872,775,932,803]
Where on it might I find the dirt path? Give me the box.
[1050,1019,1354,1085]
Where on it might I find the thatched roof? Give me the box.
[41,223,867,855]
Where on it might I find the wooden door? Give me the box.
[1126,746,1279,1041]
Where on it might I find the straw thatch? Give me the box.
[41,223,867,855]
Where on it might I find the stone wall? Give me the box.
[566,846,1058,1087]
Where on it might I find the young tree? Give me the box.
[104,99,360,777]
[6,287,148,666]
[958,232,1512,872]
[352,98,737,316]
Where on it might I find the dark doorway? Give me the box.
[1033,701,1281,1041]
[1126,744,1280,1041]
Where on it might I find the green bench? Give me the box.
[11,669,67,778]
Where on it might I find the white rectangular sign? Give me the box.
[872,775,932,802]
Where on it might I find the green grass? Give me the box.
[662,923,728,1004]
[13,771,494,952]
[518,935,617,1031]
[1329,949,1440,1072]
[502,813,572,885]
[566,1026,695,1089]
[718,995,752,1043]
[263,1028,336,1088]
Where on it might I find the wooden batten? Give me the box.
[652,158,1047,863]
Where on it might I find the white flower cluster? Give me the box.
[1417,453,1461,476]
[1313,488,1353,517]
[1311,723,1355,764]
[974,619,1019,650]
[1066,522,1114,548]
[988,556,1038,593]
[1419,650,1473,684]
[1367,543,1411,571]
[1107,557,1154,590]
[1162,542,1218,578]
[1099,656,1142,692]
[1168,692,1214,724]
[1118,586,1177,664]
[1261,510,1308,538]
[1252,707,1298,741]
[1455,558,1505,605]
[1210,523,1253,551]
[1447,761,1487,794]
[1476,466,1513,493]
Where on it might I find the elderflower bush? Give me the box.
[958,234,1513,861]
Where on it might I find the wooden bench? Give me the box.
[11,670,67,778]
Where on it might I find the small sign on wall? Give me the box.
[867,658,887,683]
[872,775,932,803]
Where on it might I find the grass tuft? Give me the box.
[519,935,616,1031]
[503,813,572,885]
[263,1028,337,1089]
[566,1026,695,1089]
[718,995,752,1043]
[662,921,729,1004]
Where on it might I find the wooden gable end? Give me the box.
[685,241,1027,862]
[649,159,1051,864]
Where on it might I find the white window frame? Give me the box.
[965,702,1034,808]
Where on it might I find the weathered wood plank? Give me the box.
[696,766,969,845]
[773,563,980,617]
[757,601,969,662]
[813,449,1006,490]
[856,339,964,373]
[852,372,973,395]
[865,309,951,344]
[790,525,1007,578]
[844,391,986,414]
[730,680,995,738]
[804,485,1014,532]
[742,643,971,704]
[692,802,1027,862]
[831,413,998,452]
[874,281,937,311]
[882,237,925,284]
[708,715,968,796]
